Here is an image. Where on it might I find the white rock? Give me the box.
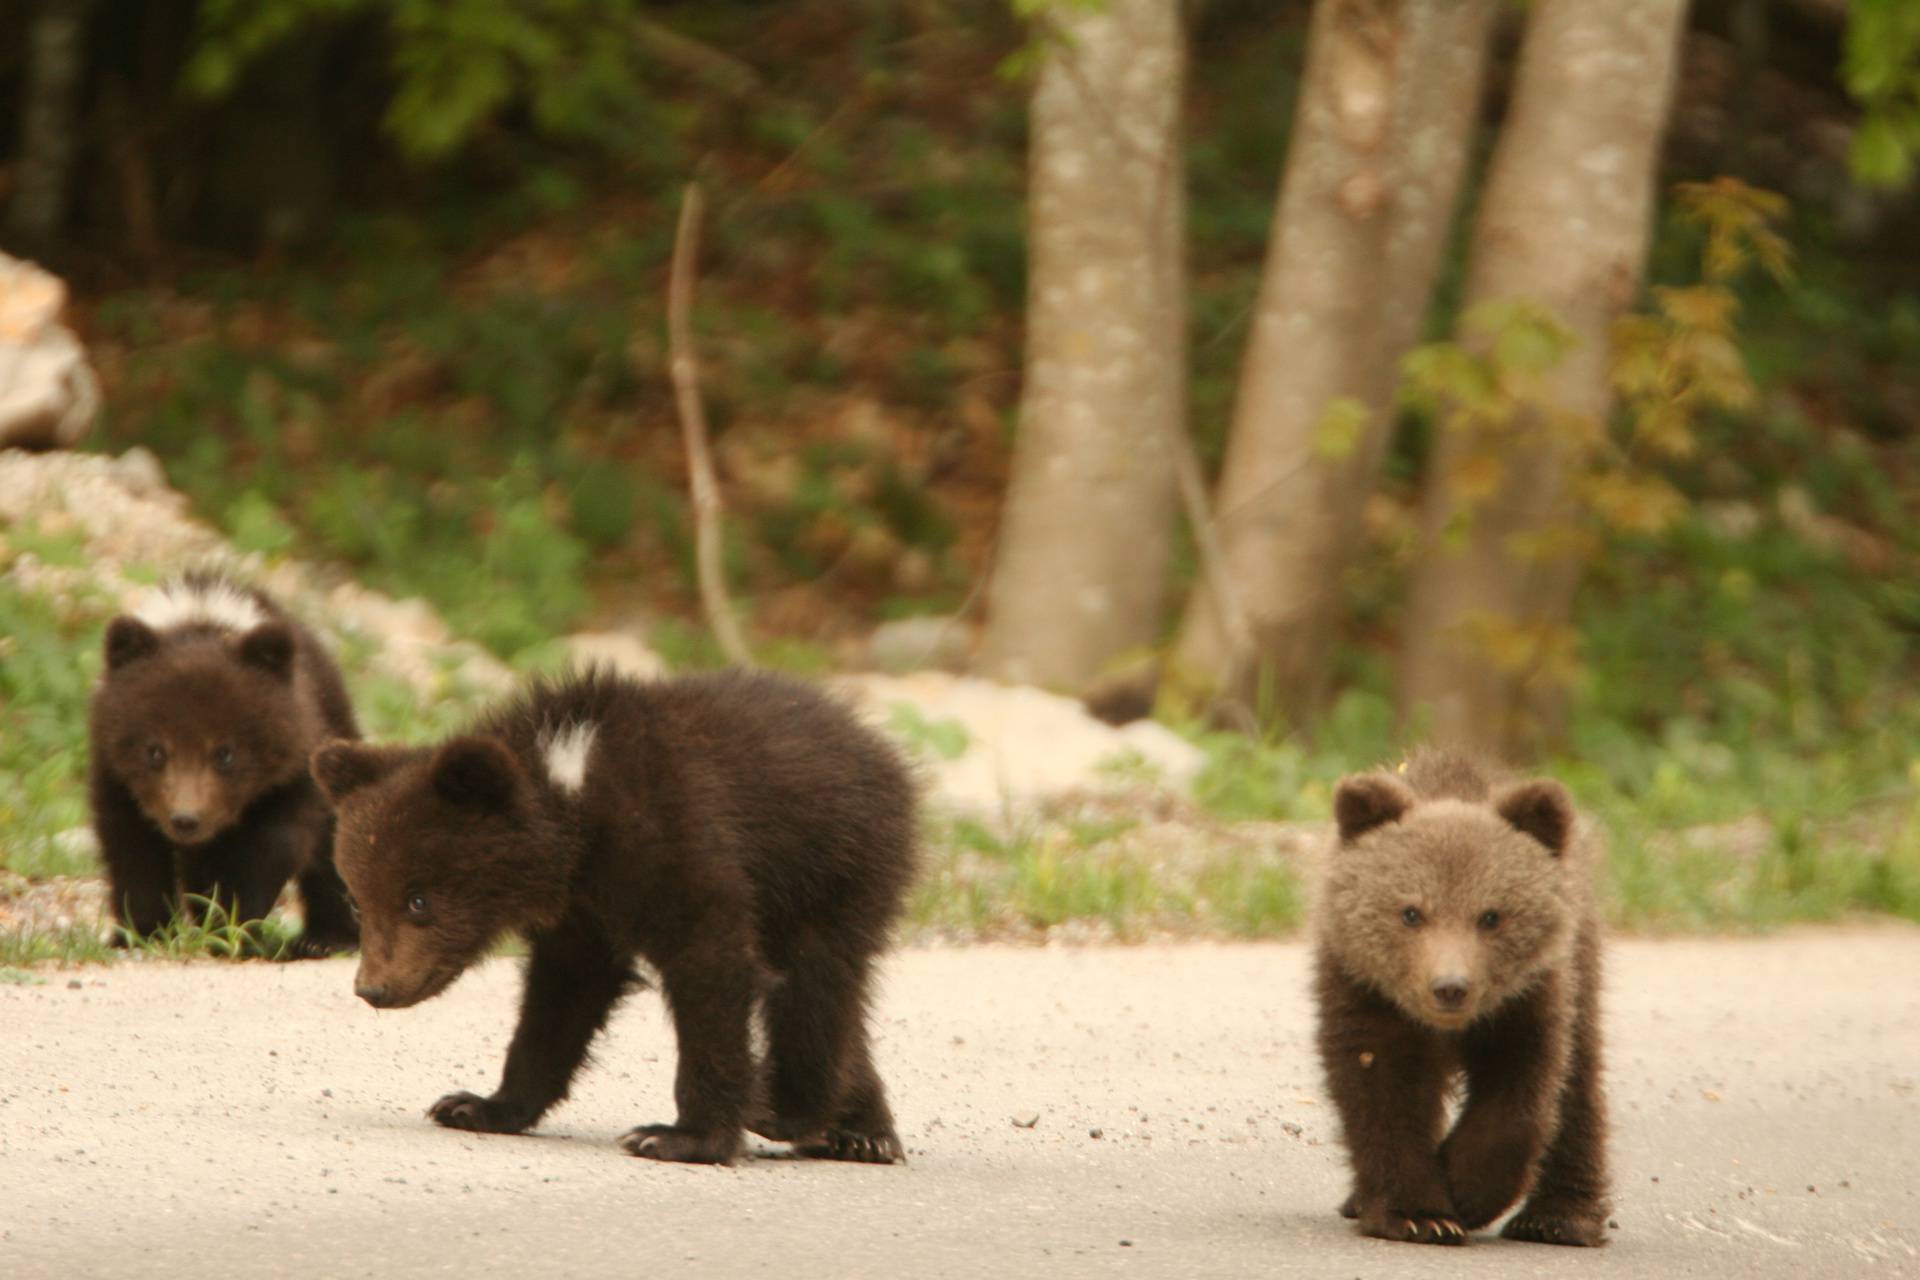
[0,255,99,450]
[0,448,510,697]
[834,671,1204,817]
[864,615,971,673]
[565,630,668,680]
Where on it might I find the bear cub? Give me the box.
[88,571,361,956]
[1314,752,1609,1246]
[311,668,919,1165]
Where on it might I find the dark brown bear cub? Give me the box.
[310,669,918,1166]
[88,571,361,956]
[1315,752,1609,1247]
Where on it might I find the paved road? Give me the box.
[3,933,1917,1278]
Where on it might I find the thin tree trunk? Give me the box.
[1399,0,1689,756]
[9,0,96,245]
[667,183,753,668]
[977,0,1186,692]
[1170,0,1497,723]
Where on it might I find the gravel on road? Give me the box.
[2,932,1916,1278]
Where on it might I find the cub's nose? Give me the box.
[355,983,393,1008]
[169,812,202,838]
[1431,978,1470,1009]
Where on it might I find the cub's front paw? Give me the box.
[796,1127,904,1165]
[617,1123,741,1165]
[1357,1206,1468,1246]
[427,1091,535,1134]
[1500,1203,1609,1247]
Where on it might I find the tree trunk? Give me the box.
[977,0,1186,692]
[1169,0,1497,723]
[9,0,96,245]
[1399,0,1689,757]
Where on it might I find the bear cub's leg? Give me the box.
[616,927,760,1164]
[1500,987,1610,1246]
[431,927,633,1137]
[1322,994,1466,1245]
[1439,989,1569,1232]
[750,937,902,1163]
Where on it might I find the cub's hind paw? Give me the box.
[1359,1210,1468,1246]
[289,929,355,960]
[428,1091,533,1135]
[618,1123,741,1165]
[796,1127,905,1165]
[1500,1206,1609,1247]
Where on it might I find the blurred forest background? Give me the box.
[5,0,1920,942]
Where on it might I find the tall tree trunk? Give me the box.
[1169,0,1497,723]
[9,0,96,245]
[1399,0,1689,756]
[977,0,1186,692]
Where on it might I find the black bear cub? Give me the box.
[311,669,918,1165]
[1315,752,1609,1246]
[88,571,360,956]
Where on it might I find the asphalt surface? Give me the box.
[2,932,1917,1278]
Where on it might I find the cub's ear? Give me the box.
[1334,772,1417,843]
[235,623,296,680]
[104,617,161,670]
[431,737,523,813]
[1495,778,1575,856]
[311,740,406,806]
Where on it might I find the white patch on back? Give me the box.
[132,578,266,633]
[538,721,600,795]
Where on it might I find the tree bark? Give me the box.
[1399,0,1690,756]
[9,0,96,245]
[1170,0,1497,723]
[977,0,1186,692]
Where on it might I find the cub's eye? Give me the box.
[212,746,236,773]
[146,743,167,771]
[345,892,361,921]
[1401,906,1424,927]
[405,892,429,918]
[1478,910,1502,931]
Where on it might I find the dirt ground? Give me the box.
[2,932,1916,1278]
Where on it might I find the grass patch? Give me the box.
[0,577,107,879]
[122,898,308,961]
[0,925,117,969]
[907,812,1310,940]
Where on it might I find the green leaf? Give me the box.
[1852,114,1916,188]
[1312,397,1370,461]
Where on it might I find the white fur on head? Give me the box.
[538,721,599,795]
[133,578,265,633]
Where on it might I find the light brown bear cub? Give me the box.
[1314,752,1609,1247]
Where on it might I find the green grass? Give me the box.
[905,813,1311,941]
[0,928,116,969]
[0,911,308,969]
[0,574,107,880]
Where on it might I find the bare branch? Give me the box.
[1169,428,1255,674]
[667,182,753,668]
